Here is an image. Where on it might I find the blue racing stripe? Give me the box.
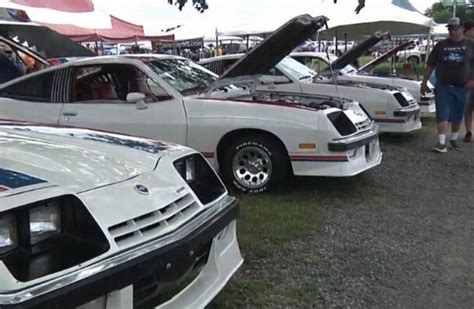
[0,168,47,189]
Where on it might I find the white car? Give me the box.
[200,54,422,134]
[0,121,242,308]
[289,39,436,113]
[396,44,427,65]
[0,15,382,193]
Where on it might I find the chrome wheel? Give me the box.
[232,146,272,190]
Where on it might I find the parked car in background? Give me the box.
[290,39,436,113]
[0,15,382,193]
[200,53,422,133]
[396,44,427,65]
[0,121,242,308]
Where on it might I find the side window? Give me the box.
[0,71,55,102]
[308,57,329,73]
[72,64,171,104]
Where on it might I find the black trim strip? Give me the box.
[393,108,420,117]
[328,132,378,151]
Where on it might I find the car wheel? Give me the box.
[407,56,420,65]
[222,134,290,193]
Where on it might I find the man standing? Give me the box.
[421,18,474,152]
[463,21,474,142]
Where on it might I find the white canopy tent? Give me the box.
[216,0,433,39]
[318,0,434,39]
[431,23,449,37]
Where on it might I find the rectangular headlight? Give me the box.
[174,154,226,205]
[29,202,61,245]
[0,214,17,255]
[185,156,196,182]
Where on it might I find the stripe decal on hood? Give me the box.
[0,168,47,190]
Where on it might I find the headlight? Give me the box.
[0,214,17,255]
[174,156,196,183]
[174,154,226,204]
[0,195,109,282]
[29,202,61,245]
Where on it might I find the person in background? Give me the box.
[421,17,474,152]
[0,43,24,83]
[463,20,474,142]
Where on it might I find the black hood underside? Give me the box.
[220,14,328,80]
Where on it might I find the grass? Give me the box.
[208,173,381,308]
[358,55,425,80]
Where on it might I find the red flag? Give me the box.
[12,0,94,12]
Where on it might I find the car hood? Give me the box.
[330,32,384,70]
[220,14,328,80]
[0,123,183,195]
[0,21,94,58]
[358,40,414,73]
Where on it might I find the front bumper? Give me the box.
[328,128,378,151]
[376,107,422,133]
[418,98,436,114]
[0,196,242,309]
[292,137,382,177]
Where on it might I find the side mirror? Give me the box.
[126,92,147,110]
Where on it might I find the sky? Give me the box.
[93,0,439,33]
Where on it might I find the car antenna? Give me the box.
[324,30,344,105]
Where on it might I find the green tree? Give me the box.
[426,1,474,23]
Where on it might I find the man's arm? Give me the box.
[420,42,440,95]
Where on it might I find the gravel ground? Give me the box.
[232,123,474,308]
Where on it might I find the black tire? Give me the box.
[221,134,290,193]
[407,56,420,65]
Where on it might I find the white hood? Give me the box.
[0,124,185,194]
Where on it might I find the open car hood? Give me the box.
[220,14,328,80]
[330,32,384,70]
[358,40,414,73]
[0,8,95,59]
[0,23,95,58]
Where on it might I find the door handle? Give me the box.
[62,112,78,117]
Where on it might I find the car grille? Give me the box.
[108,193,200,248]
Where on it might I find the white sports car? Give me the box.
[0,121,242,308]
[0,15,382,193]
[200,54,422,134]
[289,36,436,113]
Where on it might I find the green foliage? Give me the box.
[426,1,474,23]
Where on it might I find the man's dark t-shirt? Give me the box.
[427,38,474,86]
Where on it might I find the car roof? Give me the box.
[0,54,191,88]
[291,51,329,57]
[198,54,244,64]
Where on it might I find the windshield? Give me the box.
[145,58,217,95]
[277,57,317,80]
